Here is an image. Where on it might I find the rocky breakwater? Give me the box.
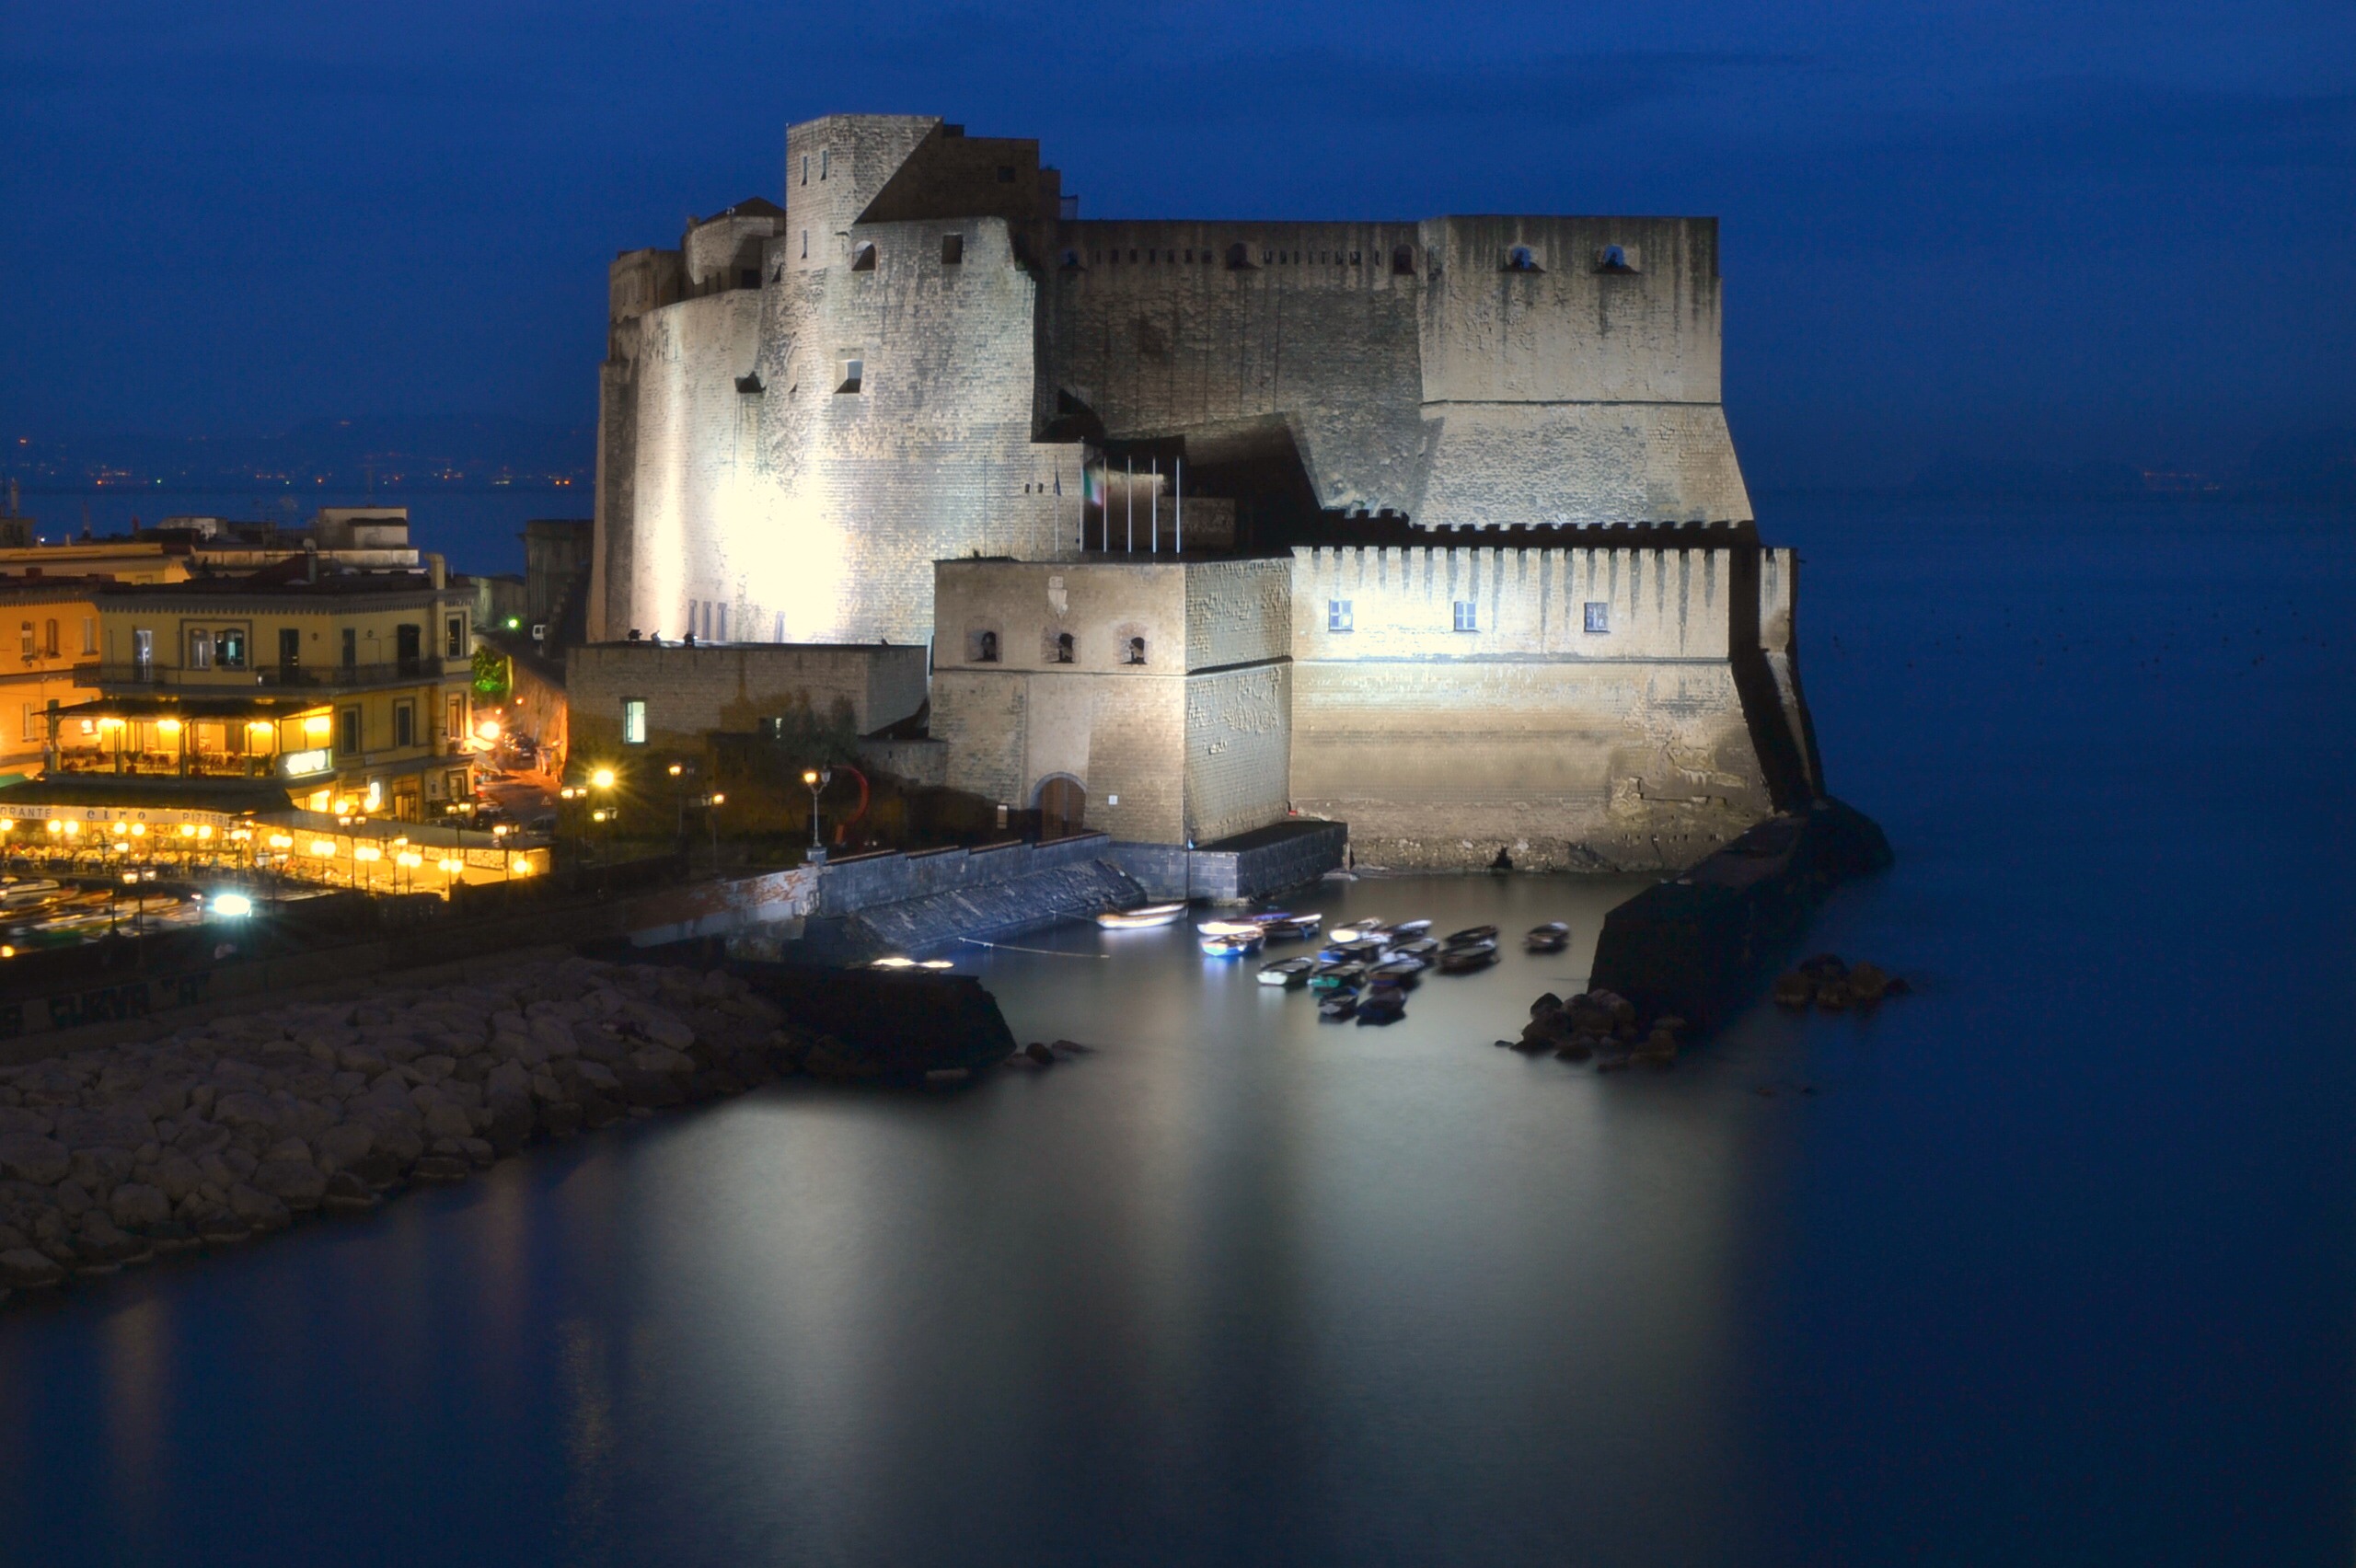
[0,957,856,1303]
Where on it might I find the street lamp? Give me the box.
[802,767,832,864]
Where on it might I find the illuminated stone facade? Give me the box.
[595,114,1821,869]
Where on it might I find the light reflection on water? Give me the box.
[1,496,2348,1565]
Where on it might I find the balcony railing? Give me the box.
[75,658,460,691]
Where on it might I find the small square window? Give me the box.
[1452,601,1477,632]
[850,241,876,271]
[996,165,1015,183]
[941,234,964,265]
[623,698,648,745]
[1327,600,1353,633]
[1584,602,1611,634]
[837,357,863,394]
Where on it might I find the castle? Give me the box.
[592,114,1822,870]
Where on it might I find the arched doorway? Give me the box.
[1035,774,1086,838]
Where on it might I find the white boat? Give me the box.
[1200,930,1264,958]
[1097,902,1187,929]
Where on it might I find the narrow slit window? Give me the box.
[1584,602,1611,634]
[941,234,964,265]
[622,698,648,745]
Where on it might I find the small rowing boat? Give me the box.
[1308,962,1368,993]
[1437,940,1498,974]
[1200,930,1265,958]
[1257,956,1315,987]
[1524,921,1570,953]
[1392,918,1432,939]
[1317,992,1358,1021]
[1097,902,1187,929]
[1442,925,1499,947]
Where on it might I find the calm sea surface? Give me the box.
[0,495,2349,1566]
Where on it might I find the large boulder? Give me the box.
[227,1182,292,1231]
[0,1247,64,1289]
[0,1136,68,1186]
[210,1091,279,1131]
[109,1182,173,1230]
[315,1123,375,1173]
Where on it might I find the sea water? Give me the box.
[0,494,2348,1566]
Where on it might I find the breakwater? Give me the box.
[1587,797,1893,1032]
[0,954,1012,1302]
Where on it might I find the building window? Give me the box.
[739,267,759,289]
[801,230,808,260]
[132,628,153,678]
[1227,242,1253,270]
[1327,600,1353,633]
[996,165,1015,183]
[187,628,214,669]
[1506,246,1540,272]
[445,615,465,658]
[970,629,999,663]
[280,628,300,671]
[42,619,57,658]
[850,242,876,271]
[20,704,34,743]
[337,706,362,756]
[1599,244,1634,273]
[1584,602,1611,634]
[215,628,246,670]
[446,694,465,744]
[800,155,808,187]
[622,698,647,745]
[837,356,863,394]
[341,628,357,669]
[819,148,828,179]
[1392,246,1415,276]
[1052,631,1075,664]
[80,617,96,655]
[392,700,415,749]
[941,234,964,265]
[1126,636,1147,665]
[774,611,786,642]
[1452,601,1478,632]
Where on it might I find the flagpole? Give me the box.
[1150,457,1160,553]
[1176,455,1184,555]
[1126,456,1134,553]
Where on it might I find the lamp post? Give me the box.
[802,767,832,865]
[703,791,725,870]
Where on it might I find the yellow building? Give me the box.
[86,568,478,819]
[0,576,109,778]
[0,538,191,585]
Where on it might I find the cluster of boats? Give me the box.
[0,876,208,950]
[1091,902,1575,1027]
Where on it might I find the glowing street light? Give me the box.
[802,767,832,862]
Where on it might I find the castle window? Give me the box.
[623,699,647,745]
[1184,248,1193,263]
[801,231,808,259]
[1327,600,1353,633]
[969,629,999,663]
[1452,601,1478,633]
[1228,243,1253,269]
[1128,249,1138,263]
[850,242,876,271]
[1061,249,1080,269]
[1126,636,1147,665]
[774,612,786,642]
[837,356,863,394]
[1506,246,1541,272]
[997,165,1016,183]
[1598,244,1635,273]
[716,603,728,641]
[800,156,807,187]
[734,373,764,395]
[1584,602,1611,634]
[739,267,759,289]
[819,148,829,179]
[1052,631,1075,664]
[941,234,964,265]
[1392,246,1415,276]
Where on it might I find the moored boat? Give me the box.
[1257,956,1315,987]
[1317,992,1358,1020]
[1392,918,1432,939]
[1355,986,1408,1024]
[1390,937,1439,959]
[1308,962,1368,993]
[1096,902,1187,929]
[1524,921,1571,953]
[1200,929,1265,957]
[1443,925,1499,947]
[1437,940,1498,974]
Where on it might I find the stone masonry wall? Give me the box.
[566,642,929,757]
[1288,541,1778,870]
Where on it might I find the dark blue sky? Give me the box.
[4,1,2350,486]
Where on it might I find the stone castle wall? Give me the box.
[1287,538,1795,870]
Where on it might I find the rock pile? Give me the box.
[1498,989,1686,1072]
[1771,952,1910,1013]
[0,957,810,1303]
